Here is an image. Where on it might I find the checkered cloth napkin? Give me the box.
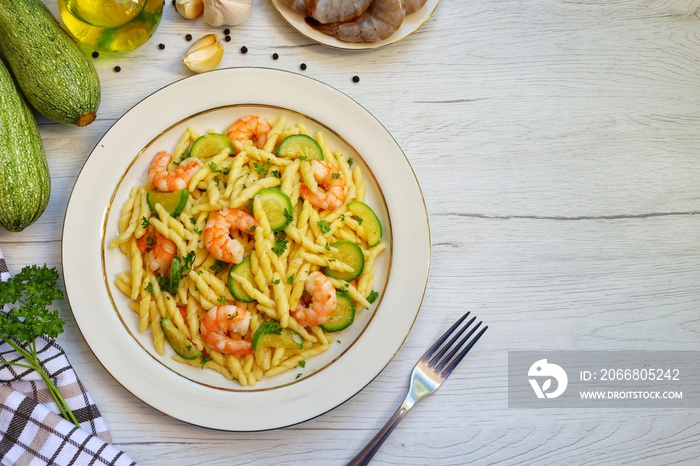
[0,250,137,466]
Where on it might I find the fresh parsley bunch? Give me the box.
[0,265,78,426]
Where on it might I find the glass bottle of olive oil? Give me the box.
[58,0,163,53]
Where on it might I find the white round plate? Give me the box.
[62,67,430,431]
[271,0,440,50]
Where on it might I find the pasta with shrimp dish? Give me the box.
[109,113,386,387]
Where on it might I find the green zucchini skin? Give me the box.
[0,59,50,232]
[0,0,101,126]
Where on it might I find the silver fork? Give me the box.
[346,311,488,466]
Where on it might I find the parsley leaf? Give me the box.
[210,260,228,274]
[367,290,379,304]
[253,162,268,176]
[0,265,79,427]
[317,219,331,234]
[272,232,288,256]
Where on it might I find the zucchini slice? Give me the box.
[147,189,189,216]
[347,200,382,247]
[321,290,355,332]
[190,132,234,159]
[324,240,365,282]
[227,257,258,303]
[252,320,303,350]
[276,134,324,160]
[249,188,293,232]
[169,257,182,293]
[161,317,201,360]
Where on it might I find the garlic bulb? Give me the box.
[203,0,254,27]
[176,0,204,19]
[182,34,224,73]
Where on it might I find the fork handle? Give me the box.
[346,400,413,466]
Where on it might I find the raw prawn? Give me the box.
[292,271,337,327]
[309,0,374,24]
[300,159,348,210]
[137,225,177,275]
[148,151,203,192]
[280,0,309,14]
[203,208,259,263]
[227,115,272,149]
[309,0,406,43]
[404,0,427,14]
[200,305,253,356]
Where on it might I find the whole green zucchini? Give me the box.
[0,0,101,126]
[0,59,50,232]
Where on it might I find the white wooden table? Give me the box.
[2,0,700,464]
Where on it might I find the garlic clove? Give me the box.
[182,34,224,73]
[203,0,254,27]
[176,0,204,19]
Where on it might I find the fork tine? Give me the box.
[440,323,488,378]
[427,313,477,367]
[435,320,483,372]
[421,311,472,364]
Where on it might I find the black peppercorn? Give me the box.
[114,66,121,72]
[241,46,248,54]
[300,63,307,70]
[224,28,231,35]
[91,51,99,58]
[225,35,231,42]
[272,53,279,60]
[185,34,192,41]
[158,43,165,50]
[352,75,360,83]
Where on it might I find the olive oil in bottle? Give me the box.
[58,0,163,53]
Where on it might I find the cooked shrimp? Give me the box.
[137,225,176,275]
[227,115,272,149]
[200,305,253,356]
[300,159,348,210]
[404,0,427,14]
[148,151,203,192]
[292,271,337,327]
[309,0,373,24]
[310,0,406,43]
[203,208,259,263]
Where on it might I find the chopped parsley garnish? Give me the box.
[367,290,379,304]
[210,260,228,274]
[253,162,268,176]
[317,219,331,234]
[272,232,288,256]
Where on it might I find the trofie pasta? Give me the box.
[109,114,386,387]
